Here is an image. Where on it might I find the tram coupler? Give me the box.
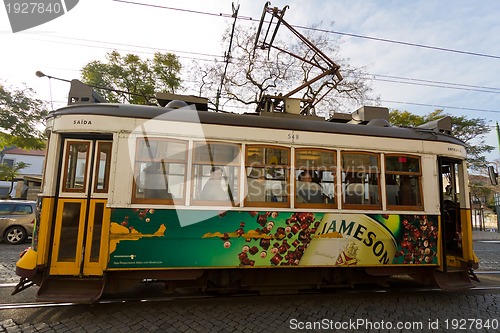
[468,267,480,282]
[11,277,34,295]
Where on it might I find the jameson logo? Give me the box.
[317,218,393,264]
[4,0,79,33]
[301,214,398,266]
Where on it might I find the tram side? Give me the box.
[14,104,478,302]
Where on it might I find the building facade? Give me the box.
[0,147,45,200]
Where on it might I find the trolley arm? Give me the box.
[254,2,343,86]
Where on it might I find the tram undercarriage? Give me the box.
[18,265,475,303]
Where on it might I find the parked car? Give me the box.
[0,200,36,245]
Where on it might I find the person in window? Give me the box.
[143,162,174,200]
[200,167,231,202]
[297,170,323,203]
[298,171,313,182]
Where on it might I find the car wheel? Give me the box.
[4,226,28,245]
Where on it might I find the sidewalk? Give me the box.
[472,229,500,241]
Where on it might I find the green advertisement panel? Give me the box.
[108,209,438,269]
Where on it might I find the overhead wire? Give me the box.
[366,74,500,93]
[108,1,500,111]
[36,0,500,115]
[112,0,500,60]
[30,34,500,97]
[368,98,500,115]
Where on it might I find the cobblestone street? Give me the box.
[472,231,500,271]
[1,230,499,332]
[1,283,499,333]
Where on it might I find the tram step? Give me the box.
[36,277,104,303]
[432,270,475,291]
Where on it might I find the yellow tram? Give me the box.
[14,93,478,302]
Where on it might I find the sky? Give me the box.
[1,0,500,162]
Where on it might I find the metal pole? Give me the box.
[495,193,500,233]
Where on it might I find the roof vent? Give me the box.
[367,118,391,127]
[165,100,189,109]
[349,106,389,124]
[416,116,452,135]
[67,79,106,105]
[327,112,352,123]
[156,92,208,111]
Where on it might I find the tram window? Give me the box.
[385,155,422,209]
[295,149,336,207]
[132,138,187,204]
[94,142,112,193]
[192,142,240,206]
[341,152,381,209]
[62,141,90,192]
[245,145,289,207]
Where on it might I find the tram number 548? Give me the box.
[288,132,300,142]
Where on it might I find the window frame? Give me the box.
[13,204,33,215]
[131,137,188,205]
[385,153,423,211]
[191,141,241,206]
[0,203,15,215]
[93,141,113,194]
[124,134,428,213]
[341,151,382,210]
[61,140,91,193]
[244,144,290,208]
[2,158,15,168]
[294,148,336,209]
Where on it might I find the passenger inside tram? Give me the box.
[296,170,323,203]
[142,162,174,200]
[200,166,232,201]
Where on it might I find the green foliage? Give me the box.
[469,174,496,209]
[0,161,29,181]
[0,83,47,150]
[81,51,182,105]
[390,109,493,170]
[0,161,29,198]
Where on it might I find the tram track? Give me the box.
[2,278,500,311]
[0,294,215,310]
[0,270,499,292]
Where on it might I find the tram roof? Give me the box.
[50,103,465,146]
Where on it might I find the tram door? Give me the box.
[49,138,113,276]
[439,158,464,264]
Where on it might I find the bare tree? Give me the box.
[286,24,377,117]
[191,19,377,116]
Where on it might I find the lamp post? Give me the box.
[35,71,72,110]
[35,71,71,83]
[36,70,154,105]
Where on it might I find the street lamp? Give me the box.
[35,70,73,110]
[36,71,53,110]
[35,71,71,83]
[36,70,153,105]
